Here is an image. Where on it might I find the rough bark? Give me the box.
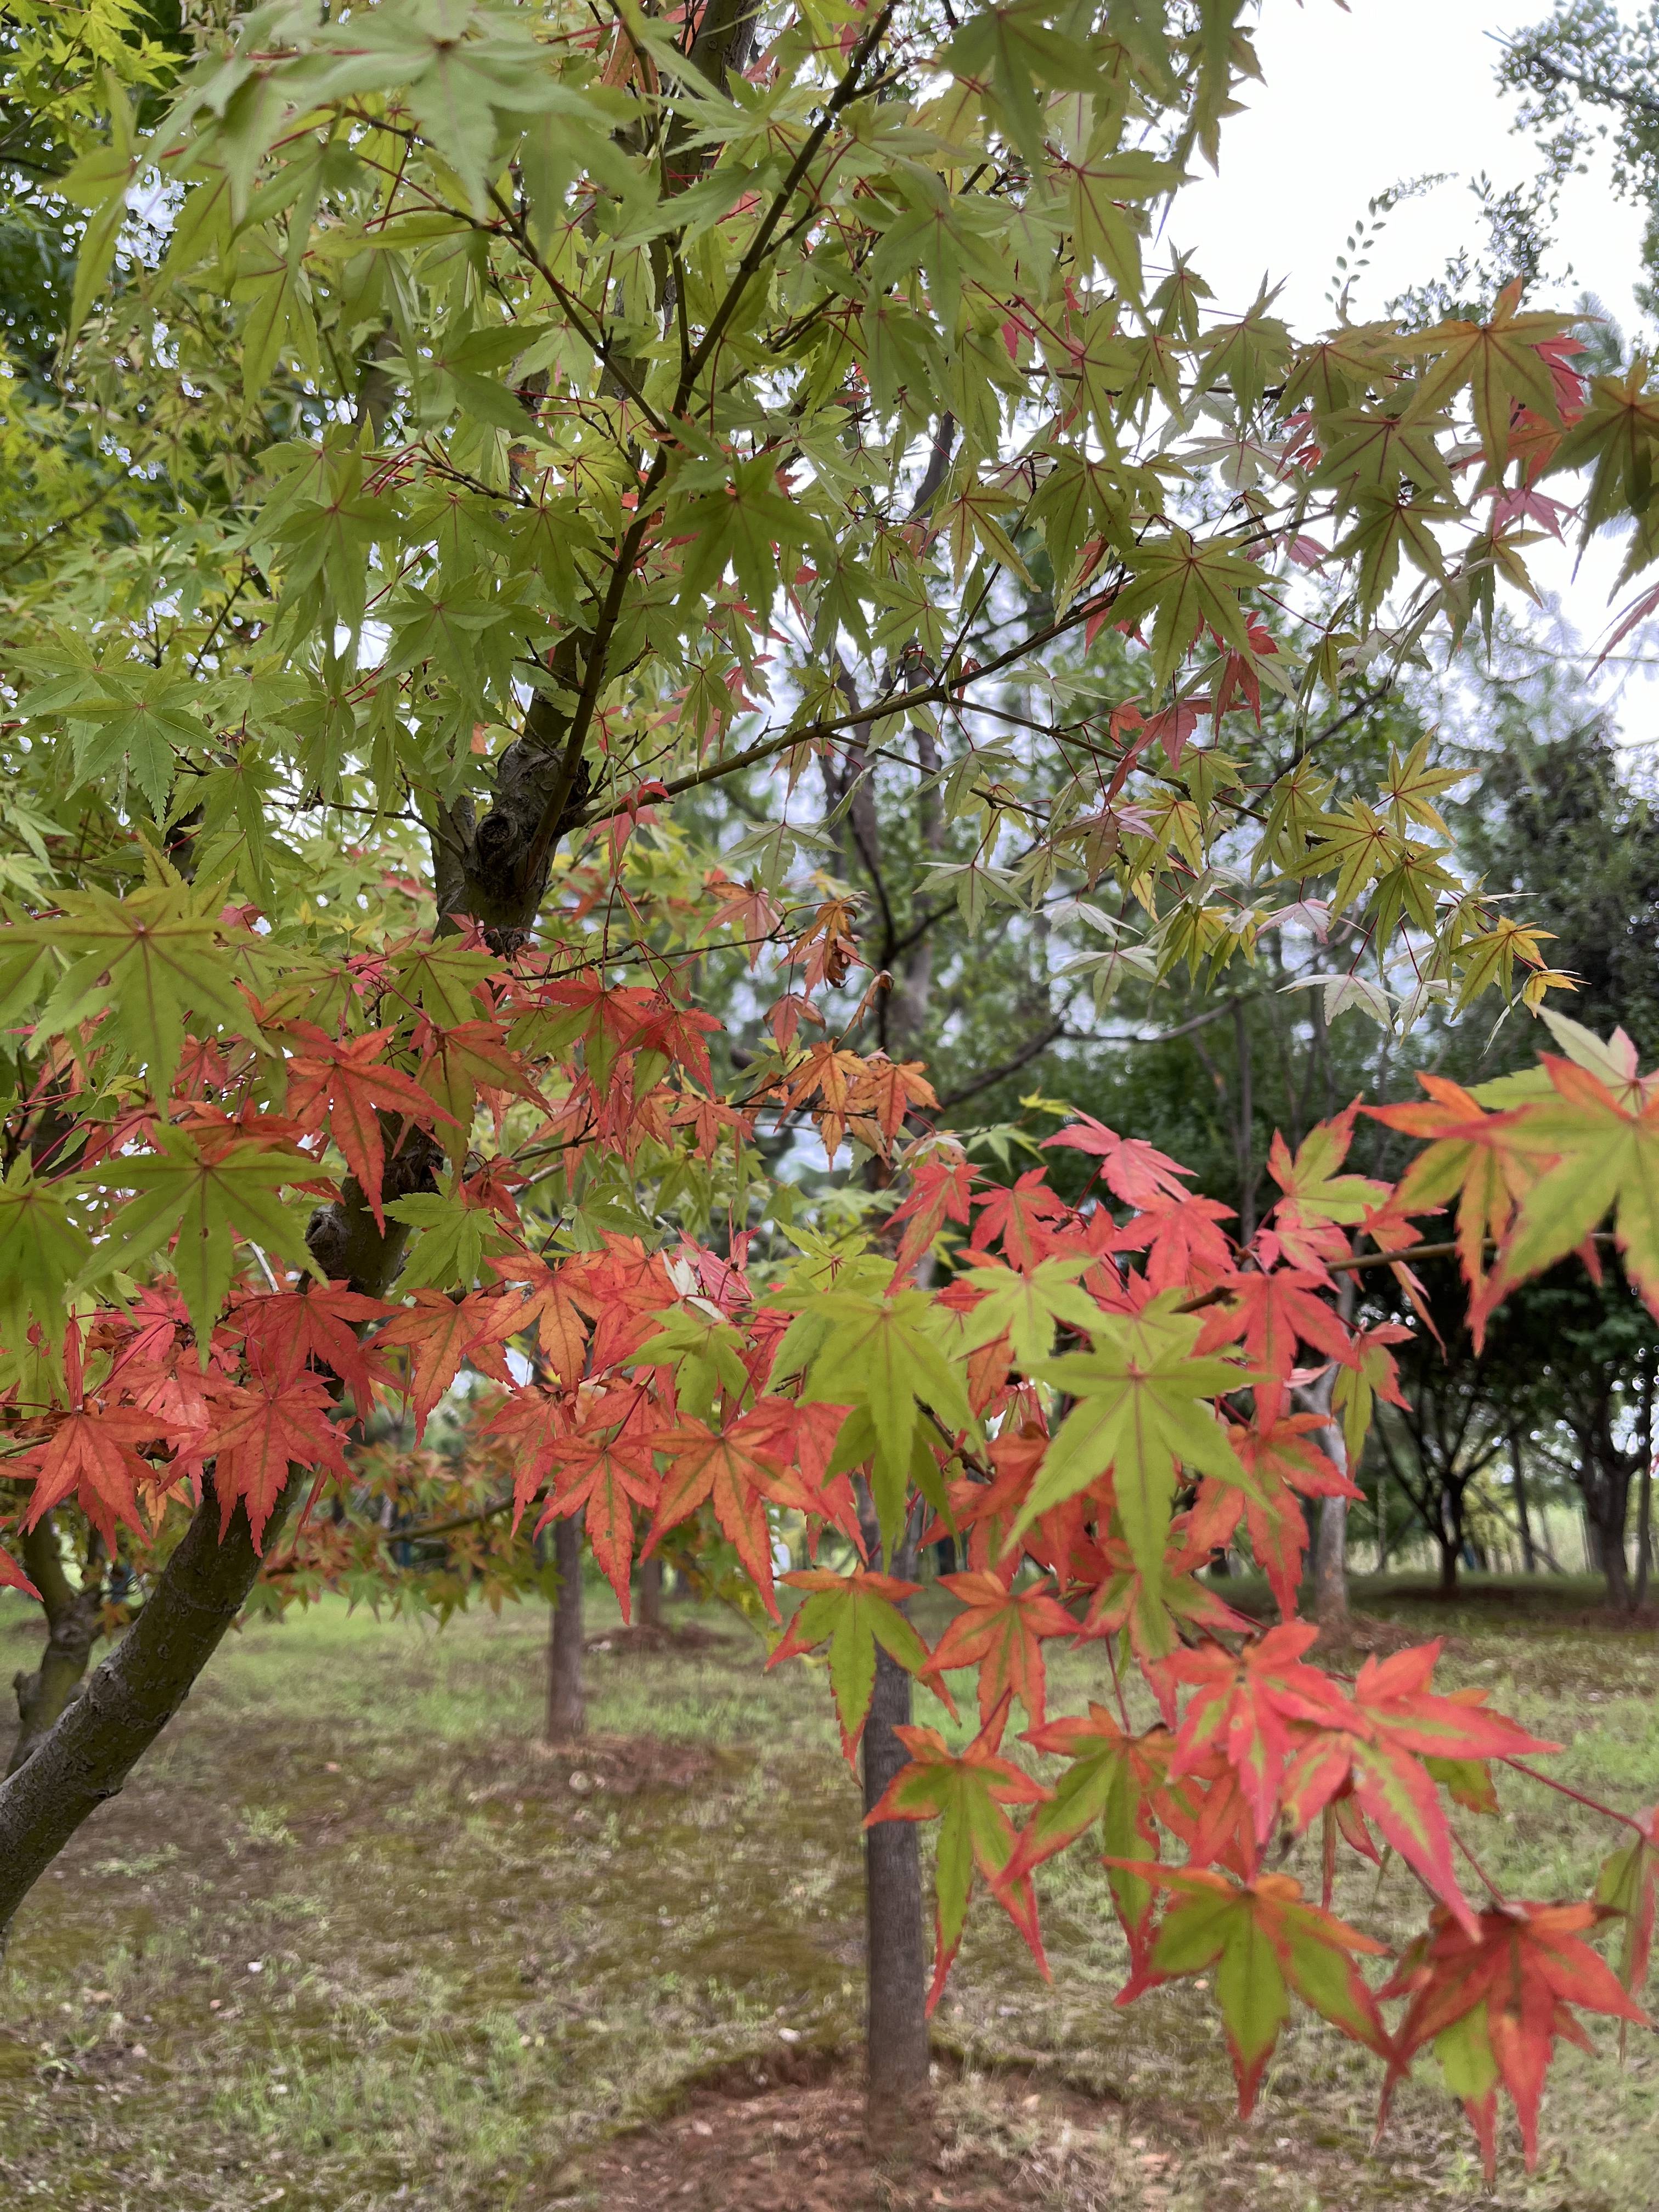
[545,1516,586,1742]
[0,1472,298,1937]
[7,1517,104,1777]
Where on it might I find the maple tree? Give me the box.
[1,0,1658,2174]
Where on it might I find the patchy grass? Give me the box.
[0,1575,1655,2210]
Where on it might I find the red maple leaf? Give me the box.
[1182,1414,1359,1620]
[1281,1641,1559,1937]
[1105,1188,1234,1291]
[564,1237,677,1369]
[889,1150,977,1276]
[374,1289,511,1435]
[970,1170,1071,1267]
[646,1412,808,1617]
[1381,1899,1650,2176]
[283,1022,449,1229]
[923,1567,1076,1727]
[1165,1621,1350,1847]
[532,1436,659,1616]
[1201,1266,1356,1422]
[15,1378,177,1551]
[485,1256,590,1384]
[0,1536,39,1600]
[228,1283,393,1415]
[187,1367,353,1550]
[1041,1114,1193,1207]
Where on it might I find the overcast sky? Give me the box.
[1173,0,1658,738]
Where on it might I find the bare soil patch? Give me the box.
[517,1729,724,1795]
[586,1617,723,1655]
[580,2057,1142,2211]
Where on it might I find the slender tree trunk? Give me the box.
[1314,1494,1349,1626]
[1633,1362,1653,1615]
[1297,1294,1352,1627]
[1436,1497,1460,1598]
[862,1642,931,2148]
[1599,1492,1630,1608]
[0,1476,298,1938]
[545,1517,586,1742]
[855,1492,931,2150]
[1232,998,1258,1245]
[637,1554,664,1631]
[7,1517,105,1778]
[1509,1431,1537,1573]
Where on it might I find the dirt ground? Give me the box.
[1,1573,1655,2212]
[586,2059,1144,2212]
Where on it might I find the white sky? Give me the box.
[1175,0,1659,739]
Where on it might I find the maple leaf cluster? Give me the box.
[0,890,1654,2180]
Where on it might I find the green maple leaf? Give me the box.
[0,1157,92,1367]
[1548,363,1659,541]
[774,1284,976,1551]
[24,875,262,1097]
[769,1566,933,1757]
[87,1133,317,1352]
[1012,1706,1172,1968]
[389,940,494,1026]
[1126,1866,1389,2116]
[1113,529,1260,689]
[22,662,206,822]
[1334,492,1452,612]
[386,1185,515,1293]
[1066,142,1177,296]
[1017,1298,1248,1583]
[672,456,811,613]
[945,2,1105,167]
[956,1252,1101,1367]
[865,1707,1051,2010]
[1400,279,1571,470]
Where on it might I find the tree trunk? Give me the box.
[1509,1432,1537,1573]
[854,1486,931,2151]
[1297,1334,1351,1628]
[1314,1494,1349,1627]
[0,1475,298,1938]
[637,1553,664,1632]
[1436,1519,1460,1598]
[1634,1449,1654,1613]
[862,1640,932,2149]
[7,1517,105,1778]
[1232,998,1258,1245]
[1599,1493,1630,1607]
[545,1516,586,1742]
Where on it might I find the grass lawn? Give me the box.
[0,1575,1655,2210]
